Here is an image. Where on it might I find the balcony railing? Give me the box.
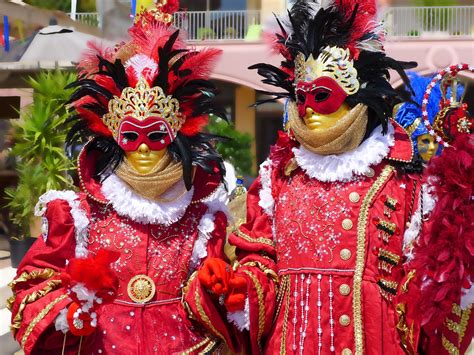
[71,6,474,41]
[382,6,474,39]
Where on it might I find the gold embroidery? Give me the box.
[401,270,416,294]
[442,335,459,355]
[7,268,57,310]
[11,279,63,335]
[354,165,394,354]
[396,303,415,355]
[233,228,275,248]
[243,270,265,352]
[21,294,68,349]
[194,288,225,342]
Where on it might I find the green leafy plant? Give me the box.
[207,115,253,176]
[5,70,77,239]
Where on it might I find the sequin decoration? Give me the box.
[275,173,364,265]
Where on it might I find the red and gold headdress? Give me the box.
[66,0,227,185]
[251,0,415,135]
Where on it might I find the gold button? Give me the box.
[339,314,351,326]
[340,249,352,260]
[349,192,360,203]
[342,218,353,230]
[364,168,375,177]
[342,349,353,355]
[339,284,351,296]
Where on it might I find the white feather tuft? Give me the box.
[101,174,194,226]
[293,124,395,182]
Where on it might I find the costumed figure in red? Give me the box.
[400,64,474,354]
[8,1,236,353]
[183,0,444,354]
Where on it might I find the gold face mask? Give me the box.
[125,143,167,174]
[303,102,352,131]
[416,133,439,162]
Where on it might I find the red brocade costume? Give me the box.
[222,123,425,355]
[8,1,234,354]
[9,149,229,354]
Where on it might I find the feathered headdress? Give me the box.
[250,0,416,136]
[66,1,227,188]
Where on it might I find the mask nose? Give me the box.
[138,143,150,153]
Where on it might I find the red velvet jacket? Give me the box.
[9,151,229,355]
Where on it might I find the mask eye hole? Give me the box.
[148,131,166,142]
[123,131,139,141]
[421,138,431,145]
[296,93,306,104]
[314,87,331,102]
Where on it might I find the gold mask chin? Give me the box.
[303,103,352,131]
[416,133,439,162]
[125,143,167,175]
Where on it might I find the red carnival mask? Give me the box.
[294,47,360,118]
[118,117,174,151]
[296,76,348,116]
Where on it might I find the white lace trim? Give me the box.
[258,159,274,217]
[403,184,436,261]
[35,190,90,258]
[293,124,395,182]
[190,183,229,270]
[54,308,69,334]
[101,174,194,226]
[227,297,250,331]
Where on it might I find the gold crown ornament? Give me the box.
[102,78,184,139]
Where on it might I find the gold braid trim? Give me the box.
[180,337,212,355]
[242,261,279,283]
[444,304,472,347]
[194,288,225,342]
[21,294,68,349]
[7,268,57,310]
[274,275,289,323]
[233,229,275,248]
[11,279,63,335]
[442,335,459,355]
[200,340,218,354]
[458,305,471,341]
[354,165,395,354]
[452,303,462,318]
[243,270,265,353]
[280,276,292,355]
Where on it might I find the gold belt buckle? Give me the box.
[127,274,156,304]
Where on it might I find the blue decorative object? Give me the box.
[395,72,463,156]
[3,16,9,52]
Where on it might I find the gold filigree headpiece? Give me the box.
[295,46,359,95]
[102,78,184,139]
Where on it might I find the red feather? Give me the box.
[64,249,120,294]
[75,97,112,137]
[336,0,378,58]
[411,134,474,334]
[129,23,185,61]
[78,40,115,77]
[180,115,208,136]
